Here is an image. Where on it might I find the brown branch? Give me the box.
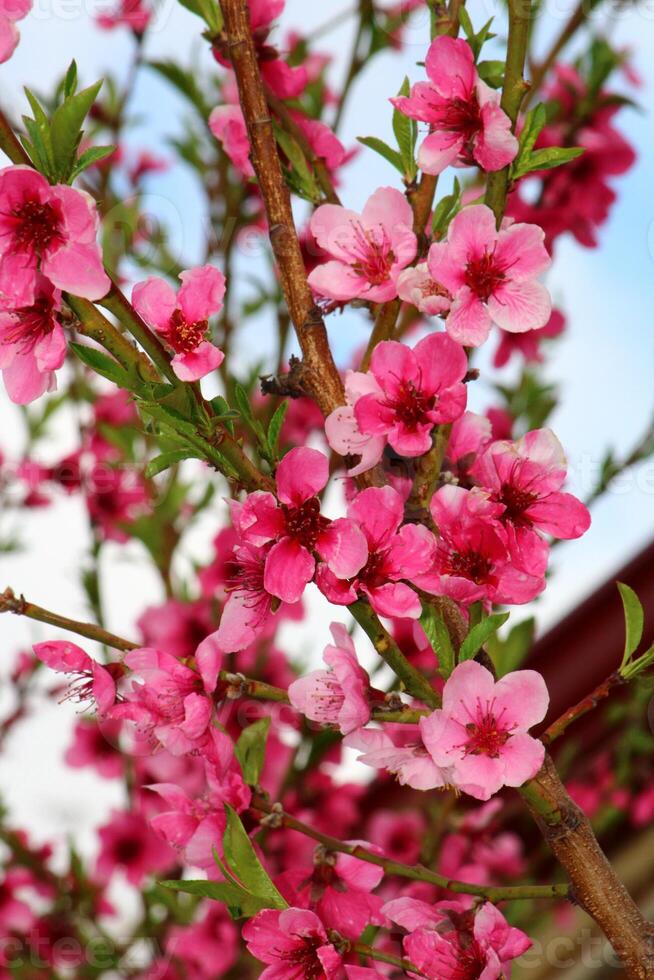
[520,756,654,978]
[220,0,345,417]
[541,670,625,746]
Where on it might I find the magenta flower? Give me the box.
[64,719,124,779]
[288,623,373,734]
[414,485,545,605]
[0,167,110,307]
[95,0,151,34]
[132,265,225,381]
[308,187,417,303]
[391,36,518,176]
[95,810,175,887]
[397,261,452,316]
[110,634,223,755]
[421,660,549,801]
[32,640,122,714]
[0,275,65,404]
[317,486,436,619]
[471,427,591,576]
[149,728,251,870]
[239,447,367,604]
[428,205,551,346]
[344,726,453,791]
[277,842,386,939]
[242,907,345,979]
[0,0,31,63]
[384,898,531,979]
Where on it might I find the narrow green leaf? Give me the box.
[477,60,504,88]
[160,878,270,918]
[222,806,287,910]
[23,89,55,176]
[459,612,510,662]
[516,146,584,178]
[70,342,135,390]
[487,617,535,677]
[147,61,212,117]
[50,80,103,182]
[420,606,455,679]
[145,450,196,479]
[392,77,417,181]
[618,582,644,669]
[273,123,321,204]
[235,717,271,786]
[63,60,78,99]
[432,178,461,239]
[177,0,223,32]
[70,145,116,180]
[267,400,289,458]
[357,136,404,175]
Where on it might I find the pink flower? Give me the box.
[308,187,417,303]
[384,899,531,979]
[445,411,493,486]
[32,640,122,714]
[209,105,255,178]
[470,427,591,576]
[317,486,436,619]
[391,36,518,175]
[239,447,367,604]
[96,0,151,33]
[421,660,548,801]
[165,904,238,978]
[397,261,452,315]
[149,728,250,870]
[132,266,225,381]
[344,726,452,791]
[414,485,545,605]
[324,370,387,477]
[0,275,65,404]
[242,907,345,979]
[288,623,373,734]
[493,308,565,367]
[109,634,223,755]
[0,167,110,307]
[277,843,386,940]
[428,205,551,345]
[96,810,175,886]
[0,0,31,63]
[64,719,123,779]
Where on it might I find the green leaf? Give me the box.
[392,77,417,182]
[458,10,495,60]
[234,382,267,445]
[487,617,535,677]
[50,80,103,182]
[266,400,289,459]
[145,450,196,479]
[420,606,455,679]
[357,136,404,175]
[160,878,271,918]
[23,89,55,176]
[222,806,287,910]
[177,0,223,32]
[432,178,461,239]
[618,582,644,669]
[235,718,271,786]
[516,146,584,178]
[273,123,321,204]
[477,60,504,88]
[147,61,212,118]
[70,343,137,390]
[70,145,116,180]
[459,612,510,662]
[63,60,78,99]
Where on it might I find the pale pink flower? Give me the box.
[428,205,551,345]
[209,105,255,178]
[413,484,545,605]
[384,898,531,979]
[316,486,436,619]
[324,370,386,476]
[109,634,223,755]
[397,261,452,315]
[308,187,417,303]
[0,166,110,306]
[149,728,250,870]
[0,0,31,63]
[132,265,225,381]
[470,427,591,576]
[32,640,122,714]
[421,660,548,801]
[0,275,65,403]
[239,447,368,604]
[242,907,345,979]
[344,726,453,791]
[288,623,372,734]
[391,36,518,175]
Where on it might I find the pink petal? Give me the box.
[177,265,226,322]
[500,733,546,787]
[308,260,368,301]
[475,95,519,172]
[132,277,177,333]
[425,36,476,99]
[171,341,224,381]
[446,286,493,345]
[366,581,422,619]
[493,669,550,730]
[495,222,551,281]
[194,631,223,692]
[42,242,110,301]
[418,130,462,175]
[348,485,403,551]
[443,660,496,718]
[316,517,368,579]
[413,331,468,393]
[275,446,328,505]
[487,279,551,333]
[33,640,91,673]
[361,186,414,234]
[527,492,591,538]
[264,537,315,603]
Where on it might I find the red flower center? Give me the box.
[350,222,396,285]
[464,250,505,303]
[440,93,482,141]
[283,497,329,550]
[280,936,326,979]
[464,702,511,758]
[499,481,537,525]
[11,199,62,254]
[2,296,56,354]
[389,378,436,428]
[444,549,493,584]
[446,935,489,979]
[167,309,208,355]
[226,548,267,602]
